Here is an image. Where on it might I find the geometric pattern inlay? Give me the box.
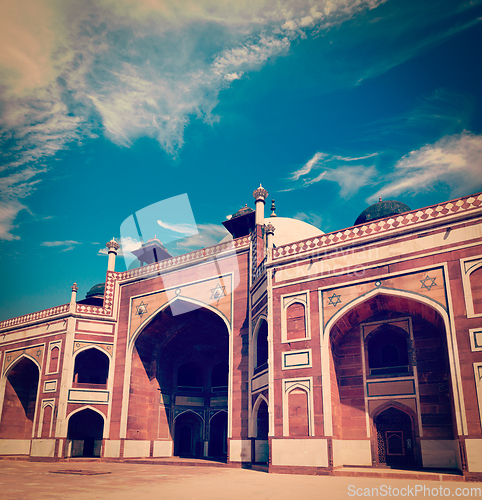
[3,345,44,374]
[328,292,342,307]
[420,275,437,291]
[135,301,148,319]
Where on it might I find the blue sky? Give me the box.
[1,0,482,320]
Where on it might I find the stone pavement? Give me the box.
[0,460,481,500]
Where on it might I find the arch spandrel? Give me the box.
[129,274,233,343]
[322,268,446,330]
[3,345,44,375]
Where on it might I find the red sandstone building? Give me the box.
[1,185,482,478]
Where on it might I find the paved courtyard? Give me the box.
[0,460,481,500]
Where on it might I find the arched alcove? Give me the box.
[73,348,109,386]
[67,408,104,457]
[0,357,39,439]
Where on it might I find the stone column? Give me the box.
[253,184,268,226]
[265,222,275,249]
[70,282,78,305]
[106,238,120,272]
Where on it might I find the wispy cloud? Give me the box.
[286,151,378,197]
[0,0,390,240]
[157,220,198,236]
[170,223,230,251]
[292,212,323,228]
[41,240,81,252]
[371,132,482,202]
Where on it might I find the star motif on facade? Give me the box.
[420,275,437,291]
[6,355,11,362]
[210,284,226,301]
[328,293,342,307]
[36,350,42,357]
[135,301,148,318]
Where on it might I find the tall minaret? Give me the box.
[253,184,268,225]
[106,238,120,272]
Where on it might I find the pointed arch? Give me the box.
[174,409,204,423]
[320,287,467,438]
[4,352,41,376]
[129,296,231,349]
[252,394,269,438]
[66,406,106,457]
[0,355,40,439]
[66,405,107,424]
[209,409,228,422]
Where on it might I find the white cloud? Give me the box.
[290,152,327,180]
[287,151,378,197]
[41,240,81,247]
[171,223,230,250]
[293,211,323,228]
[0,0,390,239]
[371,132,482,202]
[157,220,198,236]
[41,240,81,252]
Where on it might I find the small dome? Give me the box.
[355,200,411,226]
[86,283,105,298]
[267,217,324,246]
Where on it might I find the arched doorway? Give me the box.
[174,411,203,457]
[0,357,39,439]
[67,408,104,457]
[209,411,227,458]
[130,300,230,459]
[254,399,269,464]
[375,407,416,468]
[327,291,458,470]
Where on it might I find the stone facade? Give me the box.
[0,188,482,478]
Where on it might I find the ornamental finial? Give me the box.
[270,199,277,217]
[106,238,120,252]
[71,282,79,292]
[265,222,276,234]
[253,184,268,202]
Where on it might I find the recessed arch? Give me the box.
[74,344,112,359]
[324,287,448,341]
[67,406,105,457]
[174,409,204,423]
[251,393,268,437]
[4,352,41,376]
[253,317,268,372]
[0,355,40,439]
[129,295,231,350]
[73,347,109,385]
[321,287,467,439]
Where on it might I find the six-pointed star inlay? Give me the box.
[328,293,342,307]
[210,284,226,301]
[135,301,148,318]
[420,275,437,291]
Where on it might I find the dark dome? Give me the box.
[85,282,105,298]
[354,200,411,226]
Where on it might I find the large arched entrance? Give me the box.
[67,408,104,457]
[0,357,39,439]
[327,291,458,470]
[129,300,230,459]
